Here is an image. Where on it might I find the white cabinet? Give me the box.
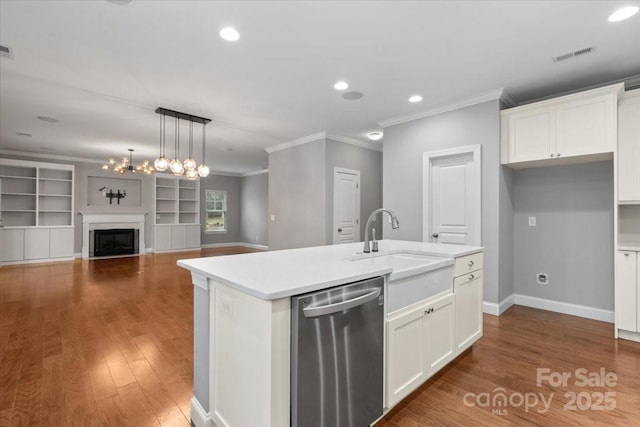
[49,228,74,258]
[0,229,25,262]
[153,174,200,252]
[453,253,483,355]
[24,228,50,260]
[386,292,455,408]
[616,251,639,334]
[501,84,621,168]
[618,90,640,202]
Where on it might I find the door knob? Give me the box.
[432,233,439,238]
[337,228,343,232]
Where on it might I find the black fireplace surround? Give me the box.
[90,228,139,258]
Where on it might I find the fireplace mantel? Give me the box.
[80,212,146,259]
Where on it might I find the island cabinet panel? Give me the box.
[386,292,455,409]
[209,280,290,427]
[0,229,24,262]
[453,253,484,355]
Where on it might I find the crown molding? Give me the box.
[265,132,326,153]
[325,133,382,152]
[500,90,517,108]
[378,88,506,128]
[265,131,381,154]
[0,149,104,164]
[242,169,269,177]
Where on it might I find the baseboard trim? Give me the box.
[152,248,202,254]
[487,294,614,323]
[0,256,75,267]
[618,329,640,343]
[190,397,214,427]
[483,294,515,316]
[201,242,268,250]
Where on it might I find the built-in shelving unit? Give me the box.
[153,174,201,252]
[0,159,75,264]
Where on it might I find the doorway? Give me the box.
[423,145,481,245]
[333,167,361,244]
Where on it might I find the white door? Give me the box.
[423,145,481,245]
[333,168,360,244]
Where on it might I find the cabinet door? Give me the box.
[49,228,74,258]
[454,270,483,354]
[171,225,186,249]
[618,95,640,202]
[386,304,428,408]
[616,251,637,332]
[154,226,172,251]
[507,108,554,163]
[556,94,616,158]
[424,293,455,376]
[186,224,200,249]
[0,229,25,262]
[24,228,50,260]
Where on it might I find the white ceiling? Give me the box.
[1,0,639,175]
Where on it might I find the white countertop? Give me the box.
[177,239,482,300]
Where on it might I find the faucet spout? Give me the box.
[363,208,400,253]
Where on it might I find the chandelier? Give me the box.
[154,107,211,179]
[102,148,154,174]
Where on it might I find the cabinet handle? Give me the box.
[557,153,561,157]
[550,153,555,157]
[469,274,475,280]
[425,307,434,314]
[468,260,474,267]
[624,253,630,257]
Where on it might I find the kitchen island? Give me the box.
[178,239,483,427]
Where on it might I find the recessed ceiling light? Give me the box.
[409,95,423,103]
[105,0,134,5]
[37,116,60,123]
[608,6,639,22]
[220,27,240,41]
[343,91,364,100]
[222,147,234,152]
[367,132,383,141]
[16,132,32,138]
[334,81,349,90]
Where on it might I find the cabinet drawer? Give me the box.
[454,270,482,291]
[453,252,483,277]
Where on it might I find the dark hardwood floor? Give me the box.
[1,249,639,426]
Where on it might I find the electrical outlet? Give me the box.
[536,273,549,285]
[220,296,233,316]
[528,217,536,227]
[270,214,275,221]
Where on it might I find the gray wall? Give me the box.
[325,139,383,243]
[513,161,614,310]
[200,174,242,245]
[382,100,507,304]
[240,172,268,246]
[268,139,327,250]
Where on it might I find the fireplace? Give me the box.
[90,228,139,258]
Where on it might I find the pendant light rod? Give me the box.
[162,113,166,157]
[155,107,211,125]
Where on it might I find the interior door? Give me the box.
[423,146,481,245]
[333,168,360,244]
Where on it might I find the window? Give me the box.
[205,190,227,232]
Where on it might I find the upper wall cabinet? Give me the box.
[618,89,640,203]
[501,83,623,169]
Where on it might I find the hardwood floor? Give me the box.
[2,250,640,426]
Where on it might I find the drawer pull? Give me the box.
[467,260,474,267]
[624,253,630,257]
[468,274,475,280]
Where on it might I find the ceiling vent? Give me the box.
[553,46,596,63]
[0,45,14,59]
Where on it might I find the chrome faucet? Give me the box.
[363,208,400,253]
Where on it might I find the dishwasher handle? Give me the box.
[303,287,381,318]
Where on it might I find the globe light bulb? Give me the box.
[185,169,198,180]
[197,164,210,178]
[169,158,184,176]
[154,156,168,171]
[183,157,197,171]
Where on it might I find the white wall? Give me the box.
[382,100,509,305]
[241,172,268,246]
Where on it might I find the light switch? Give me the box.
[528,217,536,227]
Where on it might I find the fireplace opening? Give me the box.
[90,228,139,257]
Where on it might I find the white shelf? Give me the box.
[40,210,72,213]
[39,178,72,182]
[2,209,37,212]
[0,175,36,180]
[40,193,72,198]
[3,192,36,196]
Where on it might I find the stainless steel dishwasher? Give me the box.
[291,276,384,427]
